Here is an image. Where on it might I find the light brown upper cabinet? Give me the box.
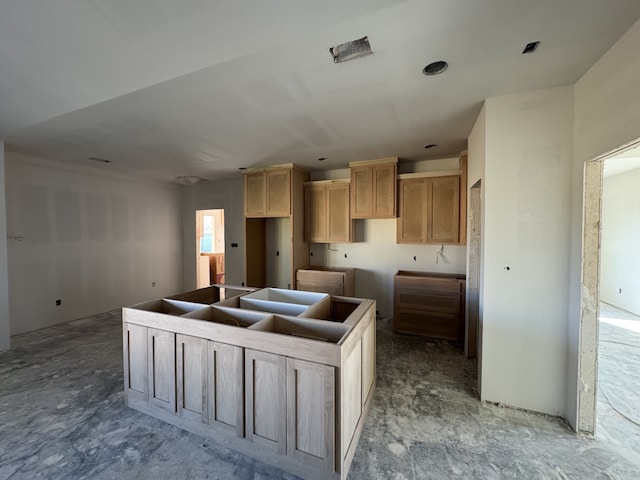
[243,167,292,217]
[397,152,467,245]
[397,175,460,244]
[349,157,397,219]
[304,180,351,243]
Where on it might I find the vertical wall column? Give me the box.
[0,142,10,350]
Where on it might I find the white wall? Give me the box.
[480,86,574,416]
[181,177,244,290]
[600,168,640,315]
[567,17,640,429]
[5,152,183,335]
[310,160,467,318]
[0,143,10,350]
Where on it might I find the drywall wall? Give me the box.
[0,143,10,350]
[570,16,640,432]
[467,104,486,393]
[181,177,244,290]
[481,86,574,416]
[600,168,640,315]
[310,159,467,318]
[4,152,183,335]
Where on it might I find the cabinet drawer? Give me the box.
[394,310,462,341]
[396,290,461,315]
[395,276,462,295]
[297,281,344,296]
[297,269,344,286]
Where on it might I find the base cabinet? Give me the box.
[393,271,466,342]
[122,287,376,480]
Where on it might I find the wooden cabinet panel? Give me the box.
[244,171,266,217]
[327,183,350,243]
[341,340,362,459]
[361,320,376,408]
[303,181,351,244]
[266,169,291,216]
[304,185,326,243]
[350,159,397,218]
[208,341,244,435]
[350,166,372,218]
[286,358,335,471]
[373,163,396,217]
[393,271,466,341]
[148,328,176,412]
[428,176,460,244]
[296,267,355,297]
[245,349,287,454]
[123,323,148,403]
[176,334,207,423]
[397,178,427,243]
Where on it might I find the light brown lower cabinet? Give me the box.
[297,266,356,296]
[122,286,376,480]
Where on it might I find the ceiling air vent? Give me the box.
[330,36,373,63]
[522,41,540,54]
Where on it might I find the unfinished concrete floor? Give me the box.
[1,309,639,479]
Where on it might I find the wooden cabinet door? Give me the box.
[372,163,396,218]
[427,176,460,244]
[304,184,327,243]
[266,169,291,216]
[327,183,351,243]
[123,323,148,405]
[245,349,287,453]
[244,171,266,217]
[176,334,207,423]
[208,341,244,436]
[286,358,335,472]
[397,178,427,243]
[350,166,372,218]
[148,328,176,413]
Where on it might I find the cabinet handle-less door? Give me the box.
[286,358,335,472]
[245,349,286,453]
[148,328,176,413]
[176,334,208,423]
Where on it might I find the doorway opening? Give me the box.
[578,139,640,438]
[196,209,225,288]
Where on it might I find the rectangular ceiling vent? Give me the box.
[330,36,373,63]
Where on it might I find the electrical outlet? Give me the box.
[152,281,156,287]
[619,288,622,294]
[55,299,61,306]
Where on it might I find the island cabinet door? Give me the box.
[207,341,244,436]
[286,358,335,473]
[123,323,148,405]
[147,328,176,413]
[176,334,207,424]
[245,349,287,454]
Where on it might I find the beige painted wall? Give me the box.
[0,143,10,350]
[600,167,640,316]
[4,152,184,335]
[568,16,640,430]
[479,85,574,416]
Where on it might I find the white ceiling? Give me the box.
[2,0,640,184]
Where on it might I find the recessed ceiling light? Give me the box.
[424,144,438,149]
[88,156,112,163]
[318,157,328,162]
[238,167,247,170]
[522,41,540,54]
[330,36,373,63]
[422,61,448,76]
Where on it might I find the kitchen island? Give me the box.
[122,285,376,480]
